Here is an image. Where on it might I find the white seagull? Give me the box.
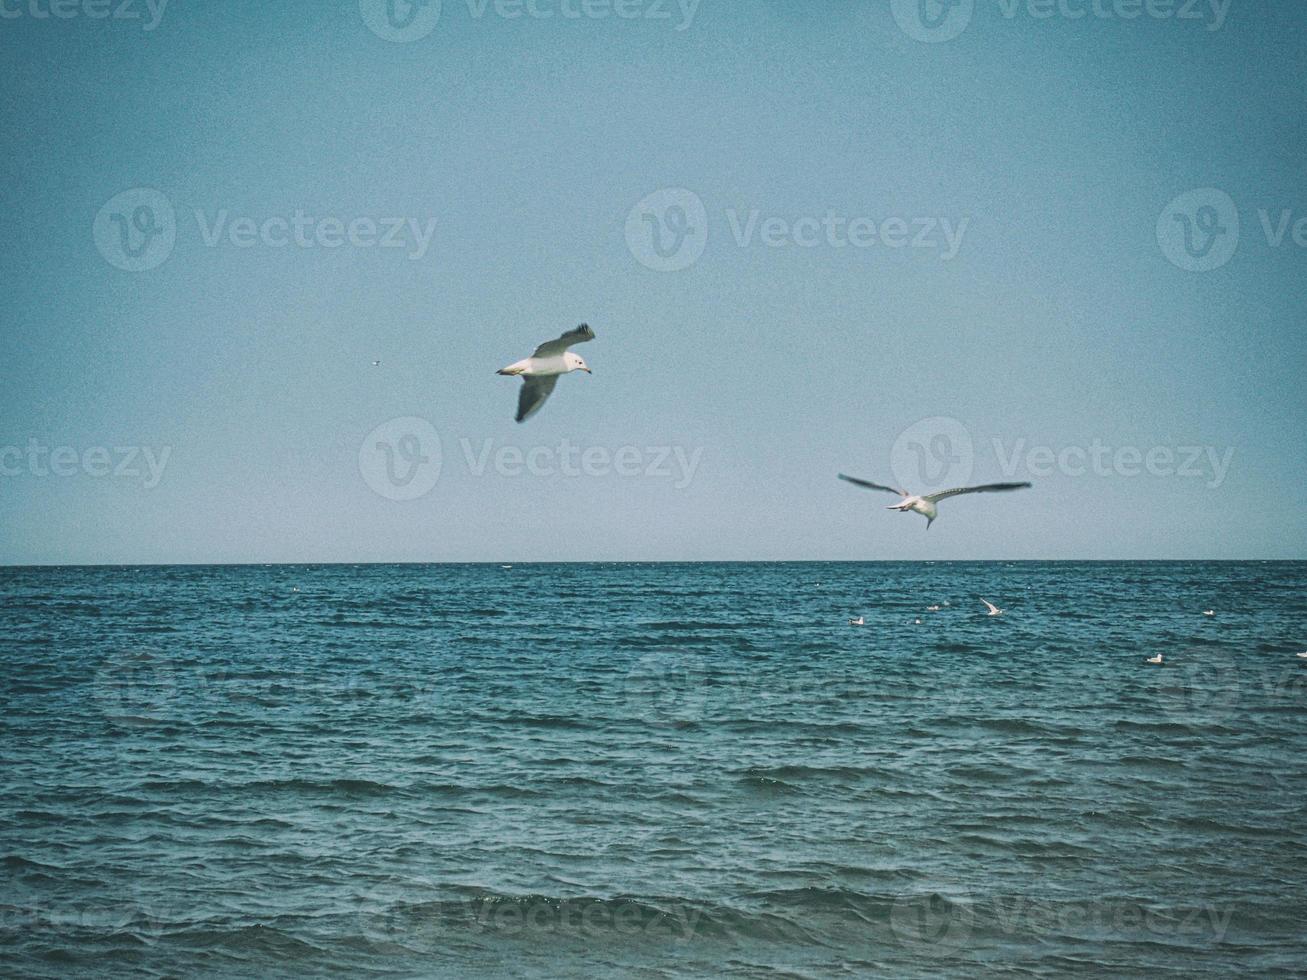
[980,598,1003,617]
[926,604,942,612]
[497,323,595,423]
[1296,652,1307,659]
[1202,610,1215,617]
[838,474,1032,529]
[1146,653,1163,664]
[849,616,864,626]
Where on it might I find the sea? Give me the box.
[2,561,1305,977]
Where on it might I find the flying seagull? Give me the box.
[980,598,1003,617]
[497,324,595,423]
[837,474,1032,529]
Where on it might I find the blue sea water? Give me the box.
[1,561,1305,978]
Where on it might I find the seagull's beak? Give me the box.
[582,367,592,374]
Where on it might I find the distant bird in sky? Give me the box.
[837,474,1032,529]
[1146,653,1164,664]
[849,616,864,626]
[980,598,1003,617]
[371,359,381,366]
[497,324,595,423]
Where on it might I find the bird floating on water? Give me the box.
[926,604,942,612]
[837,474,1031,529]
[1146,653,1163,664]
[498,323,595,422]
[849,616,864,626]
[981,598,1003,617]
[1203,610,1215,616]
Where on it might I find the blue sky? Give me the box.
[1,0,1303,563]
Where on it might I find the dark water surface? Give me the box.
[2,561,1305,977]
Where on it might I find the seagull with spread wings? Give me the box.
[837,474,1032,529]
[497,324,595,423]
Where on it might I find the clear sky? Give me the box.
[1,0,1304,563]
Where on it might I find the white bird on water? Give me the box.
[1146,653,1164,664]
[981,598,1003,617]
[497,324,595,423]
[837,474,1032,529]
[849,616,864,626]
[1297,652,1307,659]
[1203,610,1215,617]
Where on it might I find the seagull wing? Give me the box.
[515,375,559,423]
[838,474,907,497]
[981,598,1000,614]
[923,482,1032,504]
[532,323,595,358]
